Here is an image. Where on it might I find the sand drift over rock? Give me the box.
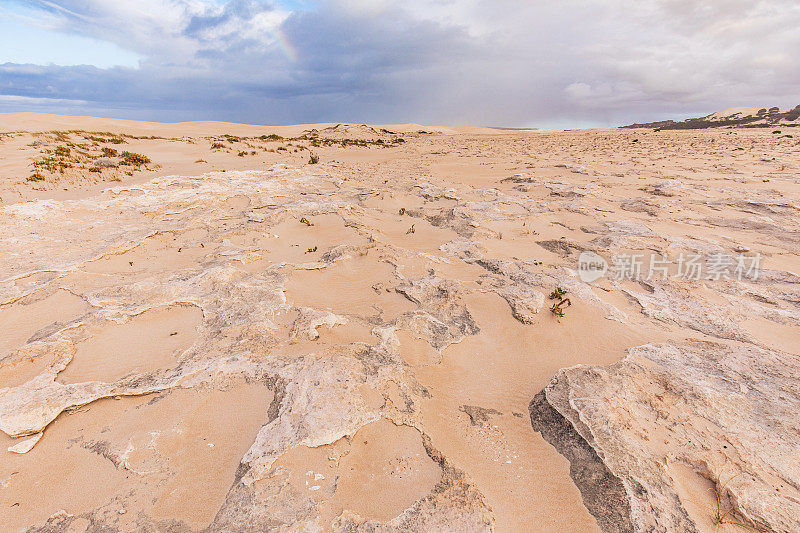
[2,125,800,532]
[0,167,508,530]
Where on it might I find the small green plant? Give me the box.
[210,143,225,150]
[549,287,571,317]
[88,167,102,173]
[306,246,318,253]
[406,224,415,234]
[550,298,571,317]
[549,287,567,300]
[308,153,320,164]
[26,173,45,182]
[399,208,406,215]
[299,217,313,226]
[101,147,118,157]
[237,151,247,157]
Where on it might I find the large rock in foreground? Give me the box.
[531,340,800,532]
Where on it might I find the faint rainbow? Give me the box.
[269,26,298,62]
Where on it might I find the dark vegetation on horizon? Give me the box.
[623,104,800,130]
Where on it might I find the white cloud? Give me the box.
[0,94,88,106]
[1,0,799,126]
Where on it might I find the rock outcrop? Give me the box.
[533,341,800,532]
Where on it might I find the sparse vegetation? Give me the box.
[550,298,571,317]
[711,475,761,530]
[17,125,404,187]
[119,151,150,167]
[84,134,124,144]
[299,217,313,226]
[549,288,571,317]
[203,130,405,157]
[18,130,163,185]
[549,287,567,300]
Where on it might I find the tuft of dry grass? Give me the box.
[710,475,762,531]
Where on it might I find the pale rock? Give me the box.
[8,432,43,454]
[533,340,800,533]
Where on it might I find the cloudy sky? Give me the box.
[1,0,798,127]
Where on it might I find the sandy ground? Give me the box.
[0,113,799,532]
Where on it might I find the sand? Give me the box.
[0,113,799,532]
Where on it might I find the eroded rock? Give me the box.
[534,340,800,532]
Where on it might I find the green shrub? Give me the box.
[119,151,150,167]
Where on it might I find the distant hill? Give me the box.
[622,105,800,129]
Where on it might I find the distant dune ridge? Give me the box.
[623,104,800,129]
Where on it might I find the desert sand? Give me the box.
[0,113,799,532]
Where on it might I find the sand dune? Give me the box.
[1,113,799,532]
[707,107,764,119]
[625,104,800,130]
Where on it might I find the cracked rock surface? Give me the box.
[1,122,799,532]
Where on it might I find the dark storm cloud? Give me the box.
[1,0,799,126]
